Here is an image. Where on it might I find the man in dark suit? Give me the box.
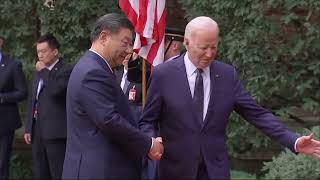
[124,29,186,180]
[62,13,163,180]
[140,16,320,180]
[24,34,72,180]
[0,36,28,180]
[114,53,147,122]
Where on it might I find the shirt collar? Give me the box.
[123,66,128,75]
[165,55,179,62]
[89,49,113,73]
[184,53,210,78]
[47,59,59,70]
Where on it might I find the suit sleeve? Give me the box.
[232,68,299,152]
[79,69,152,157]
[139,67,163,137]
[25,71,36,134]
[38,65,72,97]
[0,62,28,103]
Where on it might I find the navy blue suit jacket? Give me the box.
[0,54,27,136]
[62,51,151,179]
[25,60,72,140]
[140,55,299,179]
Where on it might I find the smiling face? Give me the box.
[184,27,219,69]
[103,28,133,68]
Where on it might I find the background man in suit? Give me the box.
[62,13,163,180]
[164,27,185,62]
[115,53,154,180]
[123,29,186,180]
[0,36,28,179]
[24,34,72,180]
[114,52,144,123]
[140,16,320,179]
[126,28,185,84]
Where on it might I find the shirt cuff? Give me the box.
[294,137,301,152]
[150,137,154,151]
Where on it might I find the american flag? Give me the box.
[119,0,166,66]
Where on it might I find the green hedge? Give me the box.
[262,126,320,180]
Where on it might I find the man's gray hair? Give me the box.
[184,16,219,39]
[90,13,134,42]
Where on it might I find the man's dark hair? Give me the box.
[90,13,134,42]
[37,34,60,50]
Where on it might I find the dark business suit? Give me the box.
[140,55,299,180]
[114,66,143,121]
[62,50,151,179]
[25,60,72,179]
[0,54,27,179]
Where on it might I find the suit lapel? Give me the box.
[30,71,40,112]
[175,56,203,128]
[37,61,62,96]
[114,66,124,85]
[202,61,220,129]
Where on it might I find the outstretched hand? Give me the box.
[148,137,164,160]
[296,133,320,159]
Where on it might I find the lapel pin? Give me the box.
[54,67,58,71]
[215,74,220,78]
[1,64,5,67]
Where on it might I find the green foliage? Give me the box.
[226,113,270,157]
[179,0,320,155]
[231,170,256,180]
[0,0,120,80]
[261,126,320,180]
[9,153,33,179]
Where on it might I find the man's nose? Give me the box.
[205,48,215,57]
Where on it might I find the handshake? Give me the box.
[148,137,164,160]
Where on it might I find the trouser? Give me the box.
[0,131,14,180]
[32,122,66,180]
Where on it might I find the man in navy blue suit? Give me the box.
[62,13,163,180]
[140,16,320,179]
[24,34,72,180]
[0,36,28,179]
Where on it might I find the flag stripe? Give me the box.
[119,0,138,26]
[120,0,166,66]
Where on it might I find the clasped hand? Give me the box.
[148,137,164,160]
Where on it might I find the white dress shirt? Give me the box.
[47,59,59,70]
[165,55,179,62]
[120,67,128,90]
[184,53,211,120]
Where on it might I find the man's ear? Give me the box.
[184,38,189,46]
[100,31,111,43]
[172,42,179,50]
[53,49,59,56]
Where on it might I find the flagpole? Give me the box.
[142,58,147,110]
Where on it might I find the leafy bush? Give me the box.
[0,0,120,80]
[231,170,256,180]
[261,126,320,180]
[9,153,33,180]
